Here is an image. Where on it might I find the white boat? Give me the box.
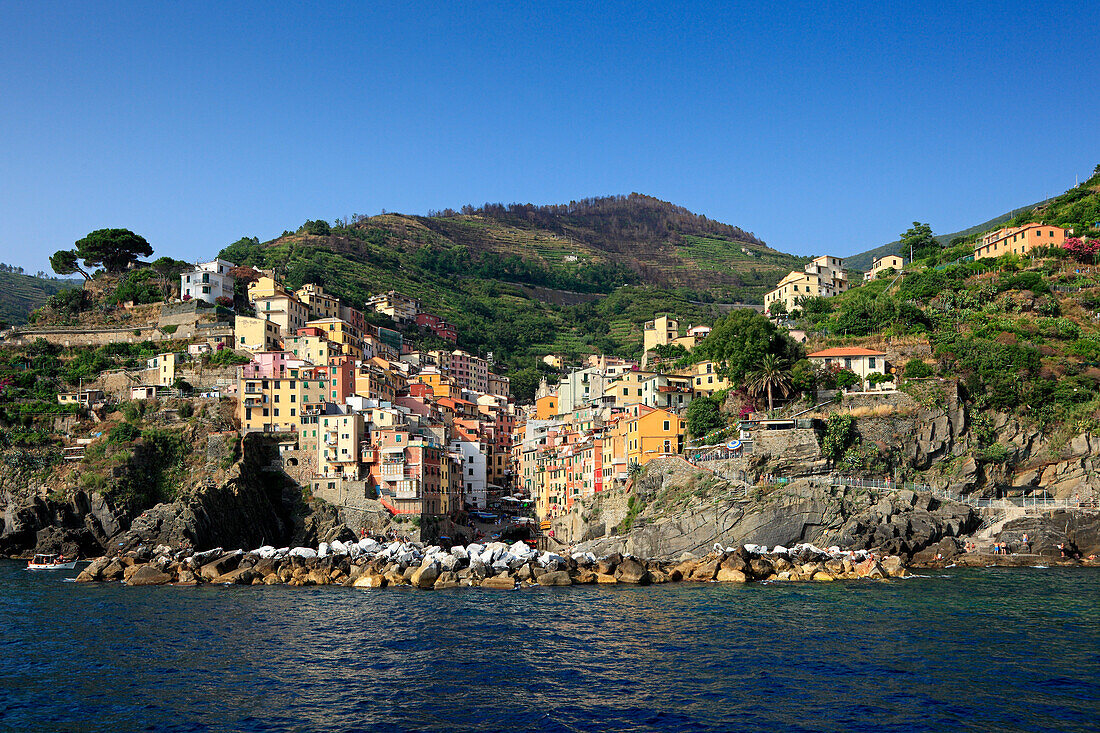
[26,553,78,570]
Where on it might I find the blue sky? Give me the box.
[1,1,1097,272]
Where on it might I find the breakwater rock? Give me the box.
[76,539,911,589]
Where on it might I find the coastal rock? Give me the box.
[482,574,516,590]
[715,567,748,583]
[352,571,387,588]
[689,560,719,581]
[127,565,173,586]
[199,552,242,580]
[410,563,440,589]
[434,571,460,590]
[76,556,111,582]
[537,570,572,586]
[614,558,651,584]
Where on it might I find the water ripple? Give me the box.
[0,564,1097,732]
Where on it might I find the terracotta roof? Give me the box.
[807,347,887,357]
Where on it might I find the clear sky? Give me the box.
[1,1,1097,272]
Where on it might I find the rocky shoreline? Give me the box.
[72,539,926,589]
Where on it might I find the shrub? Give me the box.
[821,413,856,460]
[835,369,861,391]
[108,422,140,445]
[178,401,194,418]
[903,359,933,378]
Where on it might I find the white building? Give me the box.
[181,259,236,304]
[450,438,487,509]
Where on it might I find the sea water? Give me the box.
[1,562,1096,732]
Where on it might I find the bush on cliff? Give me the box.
[821,414,856,461]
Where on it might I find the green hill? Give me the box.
[0,272,79,326]
[844,202,1050,272]
[219,195,792,371]
[847,168,1100,272]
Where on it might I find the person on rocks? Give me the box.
[1022,533,1030,553]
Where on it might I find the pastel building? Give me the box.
[181,259,235,304]
[975,224,1067,260]
[864,255,905,281]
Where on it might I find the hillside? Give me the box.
[219,195,805,370]
[845,201,1049,272]
[0,272,79,327]
[848,168,1100,271]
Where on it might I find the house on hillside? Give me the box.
[807,347,892,389]
[974,224,1068,260]
[181,259,235,304]
[764,255,851,314]
[864,255,905,281]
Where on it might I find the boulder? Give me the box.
[715,567,748,583]
[352,572,387,589]
[749,557,774,579]
[537,570,572,586]
[595,573,618,584]
[482,574,516,590]
[689,560,719,581]
[433,571,460,590]
[880,555,905,577]
[812,571,835,582]
[127,565,173,586]
[410,563,440,589]
[76,556,111,582]
[199,552,242,581]
[614,558,651,585]
[217,567,258,585]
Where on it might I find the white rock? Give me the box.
[743,544,767,555]
[330,540,348,555]
[318,542,330,558]
[451,545,468,561]
[289,547,317,558]
[466,543,485,557]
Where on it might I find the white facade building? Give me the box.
[181,259,236,304]
[450,438,487,509]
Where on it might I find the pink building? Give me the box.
[240,351,293,379]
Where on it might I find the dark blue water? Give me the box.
[1,562,1096,733]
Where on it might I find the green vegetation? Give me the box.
[685,393,725,437]
[821,414,856,461]
[0,272,79,326]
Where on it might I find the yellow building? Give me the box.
[253,294,310,336]
[239,375,302,433]
[285,333,337,365]
[643,314,679,352]
[624,405,686,467]
[679,360,731,395]
[864,254,905,281]
[234,315,282,354]
[147,352,181,387]
[413,368,457,399]
[975,224,1068,260]
[354,365,396,402]
[305,317,362,359]
[247,274,287,300]
[765,255,850,314]
[296,283,341,321]
[605,371,654,408]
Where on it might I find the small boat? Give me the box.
[26,553,77,570]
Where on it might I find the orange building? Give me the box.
[975,224,1067,260]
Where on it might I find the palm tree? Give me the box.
[747,354,793,413]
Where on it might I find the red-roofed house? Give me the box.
[808,347,889,385]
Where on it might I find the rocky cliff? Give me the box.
[559,460,981,562]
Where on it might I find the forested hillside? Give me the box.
[219,194,800,377]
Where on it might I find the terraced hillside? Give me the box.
[0,273,79,326]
